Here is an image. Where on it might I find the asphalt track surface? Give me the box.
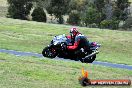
[0,49,132,70]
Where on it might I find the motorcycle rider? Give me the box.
[66,27,90,58]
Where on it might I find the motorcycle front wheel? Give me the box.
[42,46,57,58]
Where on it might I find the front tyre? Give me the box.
[42,46,57,58]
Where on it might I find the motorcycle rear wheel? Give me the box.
[80,55,96,63]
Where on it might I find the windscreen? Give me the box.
[52,35,67,45]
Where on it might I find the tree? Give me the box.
[46,0,70,24]
[115,0,130,20]
[67,10,80,25]
[7,0,33,20]
[103,1,113,20]
[113,6,122,19]
[68,0,88,12]
[31,7,47,22]
[94,0,105,12]
[81,6,102,26]
[35,0,51,8]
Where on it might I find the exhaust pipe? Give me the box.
[85,51,99,59]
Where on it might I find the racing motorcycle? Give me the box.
[42,34,101,63]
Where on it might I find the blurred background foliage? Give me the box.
[6,0,132,30]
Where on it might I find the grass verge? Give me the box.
[0,53,132,88]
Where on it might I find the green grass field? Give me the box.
[0,53,132,88]
[0,17,132,65]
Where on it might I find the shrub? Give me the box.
[31,7,47,22]
[100,20,119,29]
[122,16,132,30]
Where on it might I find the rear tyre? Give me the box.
[42,47,57,58]
[80,55,96,63]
